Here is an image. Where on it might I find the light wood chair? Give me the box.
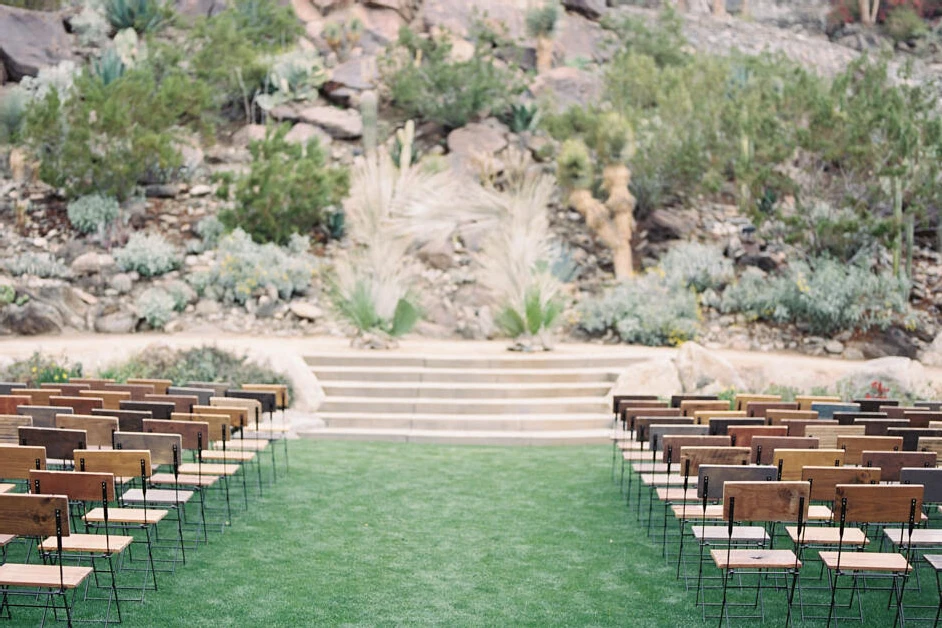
[836,435,902,466]
[0,415,31,444]
[726,425,787,448]
[773,449,845,481]
[804,424,865,450]
[55,414,119,449]
[767,409,819,426]
[126,378,172,395]
[751,436,818,466]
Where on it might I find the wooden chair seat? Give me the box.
[213,439,269,451]
[785,526,868,546]
[84,507,167,525]
[199,450,256,462]
[818,551,911,573]
[925,554,942,571]
[692,525,768,543]
[655,487,699,501]
[121,488,194,504]
[630,462,670,473]
[0,534,15,546]
[0,563,92,588]
[39,533,133,554]
[244,424,290,434]
[177,463,240,476]
[808,505,833,520]
[711,549,800,570]
[671,504,724,519]
[0,483,14,493]
[149,472,219,487]
[884,528,942,547]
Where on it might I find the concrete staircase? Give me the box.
[297,352,635,445]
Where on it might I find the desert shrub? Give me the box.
[72,2,111,46]
[92,48,127,87]
[163,279,195,311]
[115,232,179,277]
[98,344,292,401]
[254,50,327,112]
[195,215,225,248]
[380,27,524,129]
[0,0,61,8]
[659,242,734,292]
[578,273,700,346]
[0,351,82,387]
[191,228,319,304]
[67,194,121,235]
[105,0,169,34]
[18,60,78,103]
[885,5,929,41]
[219,125,349,245]
[5,252,70,278]
[0,88,29,144]
[778,202,883,262]
[601,8,690,68]
[136,287,175,328]
[720,258,912,335]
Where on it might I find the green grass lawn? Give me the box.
[6,441,939,626]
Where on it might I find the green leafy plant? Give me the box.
[67,194,121,235]
[196,215,225,248]
[5,252,70,278]
[255,50,327,112]
[0,351,82,387]
[885,6,928,42]
[496,286,563,340]
[502,102,541,133]
[136,287,175,329]
[659,242,734,292]
[0,87,29,145]
[0,285,14,306]
[92,47,127,86]
[114,232,179,277]
[219,125,349,245]
[105,0,169,34]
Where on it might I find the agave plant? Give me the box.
[105,0,168,34]
[92,48,126,87]
[502,102,541,134]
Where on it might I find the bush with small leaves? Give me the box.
[136,287,175,329]
[0,351,82,387]
[105,0,169,34]
[196,215,225,248]
[5,252,70,278]
[163,279,195,311]
[0,87,29,144]
[660,242,734,293]
[67,194,121,235]
[115,232,179,277]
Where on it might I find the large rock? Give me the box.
[94,309,136,334]
[285,122,333,146]
[530,66,603,111]
[555,12,610,64]
[70,252,115,276]
[446,121,508,158]
[419,0,530,39]
[327,55,378,91]
[612,358,682,399]
[676,341,746,392]
[0,301,62,335]
[298,105,363,139]
[291,0,322,23]
[289,301,323,321]
[0,5,73,81]
[920,331,942,367]
[563,0,606,19]
[840,357,931,399]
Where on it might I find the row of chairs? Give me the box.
[612,392,942,627]
[0,377,290,626]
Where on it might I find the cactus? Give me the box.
[323,22,343,53]
[360,91,378,156]
[395,120,415,170]
[346,18,364,48]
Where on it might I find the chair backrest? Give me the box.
[900,467,942,503]
[733,394,782,412]
[679,446,750,476]
[0,493,71,536]
[726,425,787,448]
[18,426,86,460]
[113,431,183,466]
[745,402,799,418]
[612,395,661,414]
[836,435,902,465]
[752,436,819,465]
[708,417,765,436]
[723,481,811,523]
[834,411,888,426]
[774,448,845,481]
[50,395,103,414]
[811,403,861,419]
[144,419,209,451]
[167,386,214,406]
[18,388,60,406]
[862,451,935,483]
[855,418,909,436]
[801,466,880,501]
[635,417,694,443]
[188,381,233,397]
[795,395,841,411]
[903,411,942,428]
[917,436,942,457]
[623,408,682,432]
[883,406,924,419]
[241,384,289,409]
[697,464,777,499]
[833,484,923,524]
[804,424,865,449]
[648,424,708,450]
[691,411,746,426]
[892,428,942,452]
[92,408,151,433]
[17,405,72,427]
[69,378,115,388]
[30,469,116,502]
[75,449,153,479]
[0,444,47,478]
[660,435,729,464]
[0,414,32,443]
[0,382,27,395]
[680,400,730,417]
[211,397,263,424]
[618,401,670,422]
[670,394,718,408]
[102,383,155,401]
[767,409,819,425]
[40,383,90,396]
[193,405,246,428]
[0,394,31,414]
[781,419,835,437]
[146,394,198,413]
[916,401,942,411]
[79,389,130,411]
[55,414,119,448]
[171,412,231,443]
[126,378,172,395]
[120,400,174,420]
[856,398,899,413]
[222,390,274,414]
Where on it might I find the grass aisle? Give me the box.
[109,441,930,627]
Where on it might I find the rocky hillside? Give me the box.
[1,0,942,368]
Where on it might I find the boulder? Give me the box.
[327,55,378,91]
[646,208,697,241]
[94,310,136,334]
[530,66,603,112]
[840,357,930,399]
[563,0,606,19]
[920,331,942,367]
[0,301,62,335]
[109,273,134,294]
[419,0,530,39]
[285,122,333,146]
[70,252,115,276]
[418,239,456,271]
[0,5,74,81]
[447,121,508,157]
[676,341,746,392]
[612,358,682,399]
[298,105,363,139]
[859,327,919,359]
[555,12,609,64]
[291,0,322,22]
[290,301,323,321]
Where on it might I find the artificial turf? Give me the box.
[6,441,939,626]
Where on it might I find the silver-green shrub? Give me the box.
[136,287,174,328]
[720,257,911,335]
[578,272,699,346]
[115,232,179,277]
[195,215,225,248]
[5,252,70,278]
[163,279,195,311]
[660,241,734,293]
[67,194,120,235]
[192,228,318,305]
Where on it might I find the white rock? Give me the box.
[290,302,323,321]
[676,341,746,392]
[189,184,213,197]
[70,252,115,276]
[298,105,363,139]
[613,358,682,399]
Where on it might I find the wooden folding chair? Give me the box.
[17,427,86,469]
[671,394,718,408]
[782,419,835,437]
[796,395,841,411]
[834,411,888,426]
[773,449,845,481]
[119,401,173,420]
[0,444,47,490]
[144,394,197,414]
[857,398,900,413]
[707,481,810,625]
[804,424,864,450]
[819,484,922,626]
[49,397,103,416]
[836,435,902,466]
[77,391,129,412]
[40,383,89,396]
[101,383,155,402]
[17,389,60,406]
[746,402,799,418]
[733,394,782,412]
[855,418,908,436]
[767,409,819,426]
[54,415,118,450]
[726,425,787,448]
[0,494,94,627]
[681,400,730,418]
[707,417,764,436]
[0,395,31,415]
[69,378,114,389]
[861,451,935,483]
[752,436,818,465]
[811,403,861,420]
[17,405,72,428]
[893,429,942,452]
[91,409,150,434]
[0,415,32,444]
[692,411,746,426]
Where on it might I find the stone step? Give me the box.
[318,381,613,399]
[311,366,619,384]
[305,353,640,370]
[297,427,609,445]
[317,396,610,415]
[318,412,611,431]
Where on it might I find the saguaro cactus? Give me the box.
[360,90,378,156]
